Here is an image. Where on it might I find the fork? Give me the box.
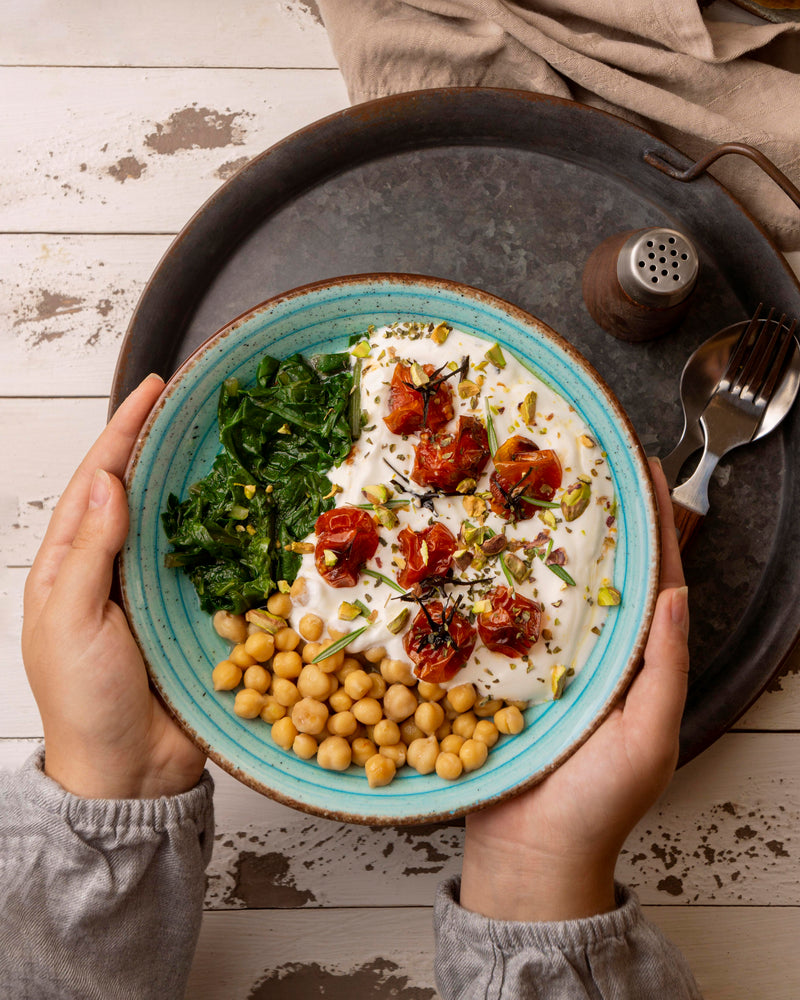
[671,305,797,550]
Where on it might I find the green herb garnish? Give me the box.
[311,625,370,662]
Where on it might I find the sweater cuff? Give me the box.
[21,746,214,843]
[435,875,642,952]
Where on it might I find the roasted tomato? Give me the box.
[314,508,379,588]
[476,586,542,657]
[489,435,562,520]
[410,416,490,492]
[383,362,455,436]
[403,600,477,684]
[396,523,457,589]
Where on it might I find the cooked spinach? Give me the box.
[162,351,357,614]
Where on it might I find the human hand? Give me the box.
[460,458,689,922]
[22,375,207,799]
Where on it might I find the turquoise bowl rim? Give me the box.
[121,273,660,825]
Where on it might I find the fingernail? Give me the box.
[145,372,164,385]
[670,586,689,630]
[89,469,111,509]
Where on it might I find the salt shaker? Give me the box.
[582,227,699,342]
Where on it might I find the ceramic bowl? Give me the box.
[121,273,660,825]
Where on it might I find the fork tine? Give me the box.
[735,309,780,398]
[719,303,763,390]
[757,317,797,404]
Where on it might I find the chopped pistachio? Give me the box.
[462,495,487,519]
[560,480,591,522]
[277,579,291,594]
[375,506,399,530]
[461,521,482,546]
[480,533,507,556]
[409,362,429,387]
[518,390,537,425]
[485,343,507,369]
[338,602,362,621]
[245,609,286,635]
[551,664,568,699]
[580,434,595,448]
[245,524,256,536]
[597,585,622,606]
[504,553,530,583]
[420,540,429,565]
[351,340,371,358]
[457,379,481,400]
[277,423,291,435]
[285,541,315,554]
[322,483,343,501]
[472,599,492,614]
[362,484,392,505]
[430,322,451,344]
[323,549,338,568]
[452,548,474,571]
[539,509,558,529]
[456,477,477,494]
[243,483,256,500]
[386,608,411,635]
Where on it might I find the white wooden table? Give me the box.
[2,3,799,997]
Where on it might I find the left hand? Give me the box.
[22,375,207,799]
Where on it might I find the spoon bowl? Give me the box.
[661,318,800,486]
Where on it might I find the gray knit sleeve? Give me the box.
[434,876,703,999]
[0,748,214,1000]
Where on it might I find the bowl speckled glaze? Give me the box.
[121,274,660,825]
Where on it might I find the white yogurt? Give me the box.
[289,323,619,703]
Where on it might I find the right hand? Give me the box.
[22,375,207,800]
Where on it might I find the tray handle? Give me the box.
[644,142,800,212]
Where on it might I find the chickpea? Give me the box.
[314,639,345,673]
[365,754,396,788]
[446,683,477,714]
[406,735,439,774]
[414,701,445,736]
[362,645,387,664]
[369,674,387,699]
[243,664,270,694]
[267,591,293,618]
[233,688,264,719]
[436,751,463,781]
[274,627,301,652]
[293,733,318,760]
[213,610,248,644]
[327,710,358,738]
[290,576,308,603]
[229,643,257,669]
[297,664,333,701]
[494,705,525,735]
[271,677,301,708]
[244,631,274,662]
[435,719,451,741]
[379,657,415,686]
[417,680,445,702]
[344,669,373,701]
[451,711,478,739]
[212,660,242,692]
[383,683,418,723]
[260,695,286,724]
[291,697,329,736]
[440,733,465,755]
[474,697,503,718]
[328,687,354,713]
[298,613,324,642]
[400,718,425,744]
[351,737,377,767]
[373,719,400,747]
[336,657,362,682]
[459,738,488,772]
[380,742,407,767]
[351,697,383,726]
[271,716,298,750]
[317,735,352,771]
[472,719,499,747]
[302,641,322,664]
[272,650,303,679]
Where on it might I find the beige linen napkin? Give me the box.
[318,0,800,251]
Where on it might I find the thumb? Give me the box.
[48,469,130,623]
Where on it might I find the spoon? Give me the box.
[661,318,800,487]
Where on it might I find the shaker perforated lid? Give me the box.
[616,228,698,308]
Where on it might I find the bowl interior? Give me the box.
[121,274,659,824]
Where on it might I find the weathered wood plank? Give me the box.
[1,235,171,396]
[0,68,348,234]
[2,0,337,70]
[187,903,800,1000]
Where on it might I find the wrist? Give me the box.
[460,830,617,922]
